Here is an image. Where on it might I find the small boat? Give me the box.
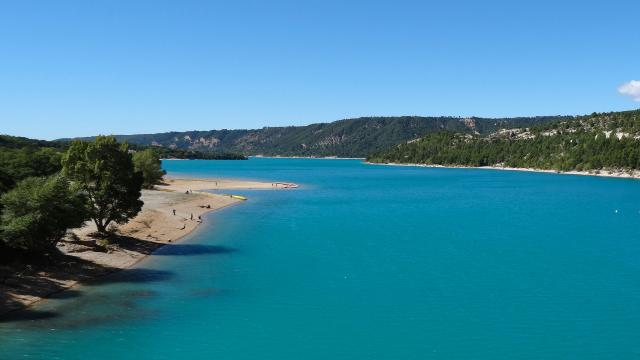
[230,195,247,201]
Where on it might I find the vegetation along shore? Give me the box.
[367,110,640,179]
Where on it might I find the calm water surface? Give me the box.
[1,158,640,359]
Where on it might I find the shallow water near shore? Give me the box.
[2,158,640,359]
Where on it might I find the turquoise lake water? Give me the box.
[1,158,640,359]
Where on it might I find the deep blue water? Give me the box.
[2,158,640,359]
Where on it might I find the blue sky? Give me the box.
[1,0,638,140]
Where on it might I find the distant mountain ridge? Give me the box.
[63,115,570,158]
[0,134,245,161]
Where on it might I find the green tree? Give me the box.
[0,147,62,182]
[62,136,144,234]
[0,168,14,196]
[0,175,88,253]
[132,149,166,189]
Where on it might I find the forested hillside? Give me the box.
[368,110,640,172]
[66,116,567,158]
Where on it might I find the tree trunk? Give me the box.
[94,219,107,234]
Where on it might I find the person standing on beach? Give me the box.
[190,213,193,220]
[172,209,176,216]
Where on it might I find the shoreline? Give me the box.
[250,155,365,160]
[0,177,296,318]
[366,162,640,180]
[1,197,237,318]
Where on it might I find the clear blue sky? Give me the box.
[1,0,639,140]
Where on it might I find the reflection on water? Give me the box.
[87,268,174,286]
[153,244,237,256]
[0,249,226,326]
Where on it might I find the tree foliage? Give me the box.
[62,136,144,233]
[133,149,166,189]
[0,147,62,187]
[0,175,88,253]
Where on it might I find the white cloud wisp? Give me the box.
[618,80,640,102]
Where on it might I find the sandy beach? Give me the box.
[367,162,640,180]
[158,176,298,191]
[0,177,295,317]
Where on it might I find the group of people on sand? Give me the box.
[174,185,225,226]
[174,189,208,223]
[171,208,202,223]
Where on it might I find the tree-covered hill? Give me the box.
[368,109,640,173]
[63,115,568,158]
[0,135,66,150]
[0,136,65,193]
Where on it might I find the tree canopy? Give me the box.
[0,175,87,253]
[133,149,166,189]
[62,136,144,233]
[0,147,62,188]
